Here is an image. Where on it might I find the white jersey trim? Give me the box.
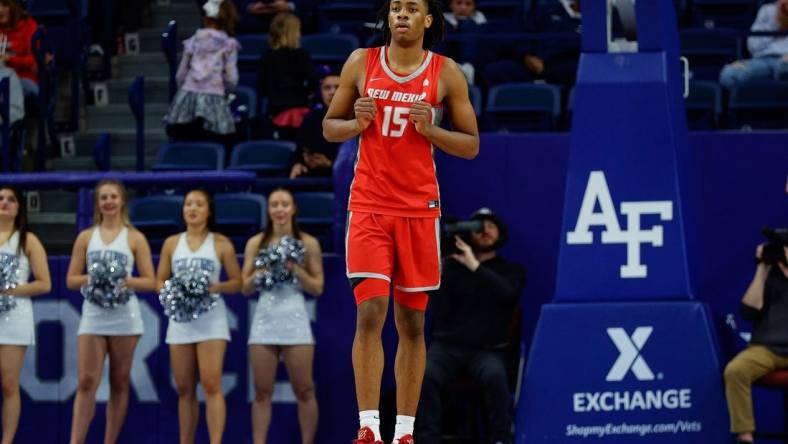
[379,47,433,84]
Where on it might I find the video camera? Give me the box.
[759,227,788,266]
[440,216,483,256]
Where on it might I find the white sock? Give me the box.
[393,415,415,443]
[359,410,381,441]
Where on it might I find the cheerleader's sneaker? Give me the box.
[394,435,415,444]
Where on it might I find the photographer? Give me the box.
[724,235,788,444]
[416,208,526,444]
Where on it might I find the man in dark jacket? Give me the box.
[416,208,526,444]
[723,243,788,444]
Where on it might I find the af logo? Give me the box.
[567,171,673,278]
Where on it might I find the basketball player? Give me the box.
[323,0,479,441]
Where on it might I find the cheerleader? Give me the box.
[65,179,156,444]
[0,187,51,444]
[156,189,241,444]
[242,188,324,444]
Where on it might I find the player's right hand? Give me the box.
[354,97,376,131]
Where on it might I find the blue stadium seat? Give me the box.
[230,86,258,119]
[228,140,295,175]
[476,0,523,31]
[238,71,257,90]
[294,192,335,251]
[685,81,722,130]
[680,28,740,81]
[215,193,266,246]
[237,34,268,71]
[153,142,225,171]
[28,0,75,23]
[486,82,561,132]
[129,195,184,250]
[727,80,788,130]
[129,195,183,230]
[318,2,376,35]
[301,33,359,63]
[690,0,758,30]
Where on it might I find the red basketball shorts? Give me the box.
[345,211,441,311]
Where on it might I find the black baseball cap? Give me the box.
[470,207,509,247]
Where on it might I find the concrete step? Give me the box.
[118,53,171,78]
[107,76,172,105]
[151,3,202,29]
[65,130,167,158]
[85,103,169,132]
[29,214,77,256]
[50,155,156,172]
[138,27,195,53]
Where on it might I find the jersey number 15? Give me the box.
[381,106,409,138]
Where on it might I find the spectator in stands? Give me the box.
[256,12,319,141]
[724,242,788,444]
[164,0,240,149]
[156,189,242,444]
[442,0,487,83]
[66,179,156,444]
[0,186,51,444]
[719,0,788,89]
[444,0,487,31]
[0,0,39,97]
[237,0,295,34]
[289,71,340,179]
[242,187,324,444]
[416,208,526,444]
[482,0,581,87]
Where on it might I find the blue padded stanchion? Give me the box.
[516,1,728,442]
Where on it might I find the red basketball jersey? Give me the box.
[348,46,445,218]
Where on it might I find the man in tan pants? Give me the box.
[724,244,788,444]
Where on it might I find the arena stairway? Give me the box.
[31,0,201,254]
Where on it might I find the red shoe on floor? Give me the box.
[395,435,415,444]
[353,427,384,444]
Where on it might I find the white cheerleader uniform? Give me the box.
[248,280,314,345]
[0,232,34,346]
[77,226,144,336]
[165,232,230,344]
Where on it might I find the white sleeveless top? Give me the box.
[166,232,230,344]
[78,226,144,336]
[0,231,35,345]
[248,237,314,346]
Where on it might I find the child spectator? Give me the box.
[256,12,318,141]
[164,0,240,147]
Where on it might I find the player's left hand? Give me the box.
[451,236,480,272]
[410,101,433,135]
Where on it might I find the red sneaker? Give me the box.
[395,435,415,444]
[353,427,384,444]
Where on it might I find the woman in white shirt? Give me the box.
[66,179,156,444]
[156,189,242,444]
[0,186,51,444]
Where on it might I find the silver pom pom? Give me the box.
[0,255,18,314]
[253,235,306,292]
[159,267,219,322]
[80,259,132,309]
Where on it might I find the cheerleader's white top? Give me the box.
[0,231,34,345]
[165,232,230,344]
[77,226,144,336]
[248,239,313,345]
